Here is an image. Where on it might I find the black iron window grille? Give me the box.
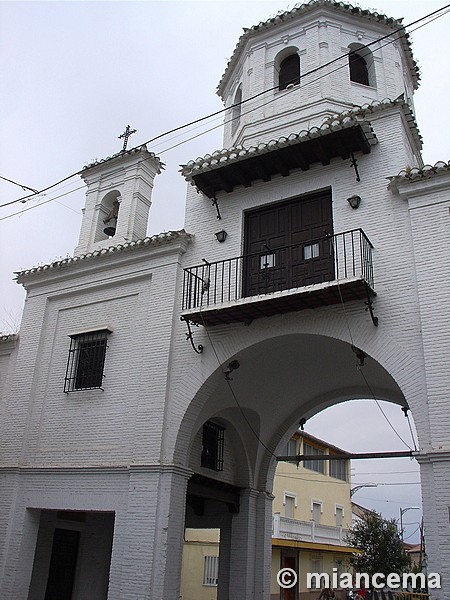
[64,329,111,393]
[201,421,225,471]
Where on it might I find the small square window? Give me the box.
[64,329,111,392]
[260,253,275,269]
[304,243,319,260]
[201,421,225,471]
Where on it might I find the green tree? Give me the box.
[346,511,410,581]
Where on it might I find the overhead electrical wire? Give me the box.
[0,5,442,459]
[0,175,39,194]
[0,8,439,454]
[199,305,279,460]
[154,6,450,157]
[352,469,419,475]
[1,3,449,211]
[0,185,86,222]
[2,4,449,226]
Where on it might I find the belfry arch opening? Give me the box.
[275,47,300,91]
[94,189,121,242]
[231,85,242,136]
[176,332,422,600]
[348,43,376,87]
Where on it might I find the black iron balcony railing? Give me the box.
[182,229,374,325]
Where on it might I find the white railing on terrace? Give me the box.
[272,513,348,546]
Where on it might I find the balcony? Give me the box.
[272,513,348,546]
[182,229,375,326]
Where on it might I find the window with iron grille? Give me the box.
[64,329,111,392]
[203,555,219,586]
[201,421,224,471]
[303,442,325,474]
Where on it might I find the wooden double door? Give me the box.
[243,191,334,297]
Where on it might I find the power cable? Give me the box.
[4,5,448,225]
[0,175,39,194]
[353,470,419,475]
[0,185,86,222]
[2,3,449,210]
[198,304,278,460]
[403,524,421,541]
[327,234,414,451]
[155,6,450,157]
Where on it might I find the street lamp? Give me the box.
[399,507,420,541]
[350,483,378,497]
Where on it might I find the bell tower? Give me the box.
[74,145,163,256]
[217,0,419,148]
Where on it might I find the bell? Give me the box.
[103,225,116,237]
[102,199,120,237]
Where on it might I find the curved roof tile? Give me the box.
[388,160,450,188]
[16,230,193,282]
[180,97,420,181]
[217,0,419,97]
[82,145,164,173]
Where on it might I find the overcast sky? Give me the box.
[2,0,448,542]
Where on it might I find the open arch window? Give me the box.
[95,190,121,242]
[278,53,300,90]
[231,86,242,135]
[348,44,376,87]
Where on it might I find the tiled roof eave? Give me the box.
[16,230,193,282]
[182,120,376,182]
[0,333,19,343]
[82,145,164,173]
[387,160,450,190]
[217,0,419,97]
[180,97,420,183]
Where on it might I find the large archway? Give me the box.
[175,331,424,600]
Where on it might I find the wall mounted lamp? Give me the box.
[347,195,362,209]
[215,230,228,243]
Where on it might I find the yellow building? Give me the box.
[180,432,354,600]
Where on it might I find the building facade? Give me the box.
[180,432,354,600]
[1,1,450,599]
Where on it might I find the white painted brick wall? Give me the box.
[220,7,415,148]
[1,5,449,599]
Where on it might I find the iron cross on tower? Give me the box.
[118,125,137,152]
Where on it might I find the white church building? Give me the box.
[1,1,450,599]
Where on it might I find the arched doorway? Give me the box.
[175,331,426,600]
